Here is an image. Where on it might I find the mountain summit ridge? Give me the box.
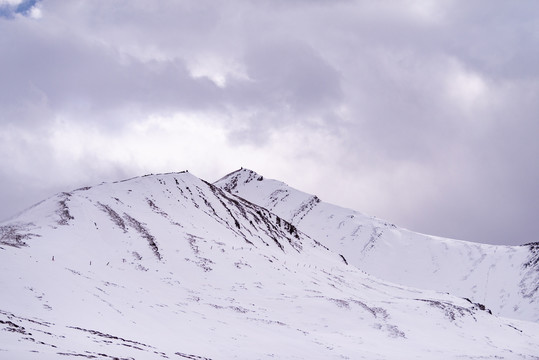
[1,169,538,359]
[215,168,539,323]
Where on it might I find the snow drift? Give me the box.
[215,168,539,323]
[0,170,538,359]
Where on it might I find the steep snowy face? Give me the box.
[215,168,539,322]
[1,171,317,264]
[1,171,539,359]
[215,168,324,223]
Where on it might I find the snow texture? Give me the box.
[215,168,539,323]
[0,170,538,359]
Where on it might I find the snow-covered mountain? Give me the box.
[215,168,539,323]
[1,170,538,359]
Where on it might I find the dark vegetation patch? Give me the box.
[361,227,383,253]
[417,299,478,321]
[215,168,258,193]
[267,189,290,209]
[75,186,92,191]
[97,203,127,232]
[246,318,287,327]
[57,351,136,359]
[175,352,213,360]
[146,198,170,218]
[507,324,523,333]
[234,260,251,269]
[335,299,405,338]
[228,306,249,313]
[57,353,98,358]
[291,195,321,223]
[348,299,389,319]
[523,242,539,269]
[0,309,61,348]
[0,309,53,327]
[198,181,248,232]
[56,193,74,225]
[67,326,153,349]
[463,298,493,315]
[383,324,406,338]
[327,298,350,309]
[520,281,539,300]
[123,213,162,261]
[186,233,214,272]
[0,223,40,247]
[0,319,31,335]
[519,242,539,299]
[204,179,310,253]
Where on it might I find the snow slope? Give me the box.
[215,168,539,323]
[1,171,538,359]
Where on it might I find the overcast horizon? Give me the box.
[1,0,538,246]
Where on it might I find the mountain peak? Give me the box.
[214,168,265,193]
[214,168,539,323]
[1,169,539,359]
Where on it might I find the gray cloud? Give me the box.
[1,0,538,245]
[0,23,223,127]
[242,40,342,111]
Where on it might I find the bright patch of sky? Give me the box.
[0,0,41,19]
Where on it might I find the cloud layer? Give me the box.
[1,0,538,245]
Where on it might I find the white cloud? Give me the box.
[404,0,454,24]
[445,60,489,114]
[187,55,249,88]
[28,4,41,19]
[0,0,24,5]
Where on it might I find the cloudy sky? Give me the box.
[1,0,538,246]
